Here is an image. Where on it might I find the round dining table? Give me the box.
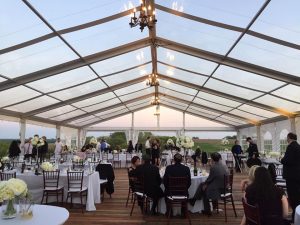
[1,205,69,225]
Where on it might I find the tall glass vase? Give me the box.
[2,199,17,219]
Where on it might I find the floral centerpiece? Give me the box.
[0,178,28,218]
[176,136,194,149]
[268,151,281,158]
[41,162,54,171]
[89,137,98,148]
[113,150,118,154]
[73,155,82,162]
[221,138,230,145]
[31,136,44,147]
[1,156,10,163]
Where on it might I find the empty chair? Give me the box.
[125,153,132,167]
[66,170,88,213]
[112,153,121,168]
[41,170,64,205]
[0,171,16,181]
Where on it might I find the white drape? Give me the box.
[132,130,139,145]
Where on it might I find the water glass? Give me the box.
[19,198,34,219]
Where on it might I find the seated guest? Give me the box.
[240,165,259,191]
[241,167,289,225]
[135,155,163,215]
[190,153,229,215]
[163,153,191,216]
[128,156,140,177]
[246,152,262,168]
[96,163,115,196]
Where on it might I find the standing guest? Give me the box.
[281,132,300,221]
[190,153,228,215]
[138,143,143,153]
[100,140,108,152]
[39,136,48,162]
[54,138,63,158]
[231,140,243,172]
[8,140,21,158]
[246,137,259,159]
[127,140,134,153]
[32,134,39,157]
[241,167,289,225]
[163,153,191,216]
[135,155,164,215]
[145,136,151,156]
[23,138,33,159]
[151,139,160,166]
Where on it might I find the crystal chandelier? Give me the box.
[151,95,160,105]
[146,73,159,87]
[129,0,157,32]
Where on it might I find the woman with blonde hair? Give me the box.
[240,165,260,191]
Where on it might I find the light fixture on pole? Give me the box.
[146,72,159,87]
[129,0,157,32]
[154,105,160,116]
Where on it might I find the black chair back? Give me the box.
[67,170,84,191]
[168,176,188,196]
[223,170,234,194]
[43,170,60,189]
[0,171,16,181]
[242,198,261,225]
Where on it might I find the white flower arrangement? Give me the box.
[176,136,194,149]
[221,138,230,145]
[268,151,281,158]
[113,150,119,154]
[1,156,10,163]
[0,162,2,168]
[166,139,175,146]
[89,137,98,145]
[41,162,54,171]
[0,178,28,202]
[73,155,81,162]
[31,136,45,147]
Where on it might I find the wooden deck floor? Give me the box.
[64,168,247,225]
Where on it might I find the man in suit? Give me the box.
[190,153,228,215]
[246,137,259,159]
[163,153,191,217]
[135,155,163,214]
[281,132,300,221]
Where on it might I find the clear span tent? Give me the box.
[1,0,300,151]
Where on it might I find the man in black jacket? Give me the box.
[246,137,259,159]
[281,132,300,221]
[163,153,191,216]
[135,155,163,214]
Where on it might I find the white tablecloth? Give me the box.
[295,205,300,225]
[158,171,208,214]
[17,171,100,211]
[0,205,69,225]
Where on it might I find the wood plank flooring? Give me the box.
[64,168,247,225]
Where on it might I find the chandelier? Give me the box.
[146,73,159,87]
[129,0,157,32]
[151,95,160,105]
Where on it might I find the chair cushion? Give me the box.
[44,186,64,191]
[99,179,108,184]
[220,193,232,198]
[134,191,145,197]
[68,186,88,192]
[167,196,187,200]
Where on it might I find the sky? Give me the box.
[0,0,299,139]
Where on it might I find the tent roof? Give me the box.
[1,0,300,129]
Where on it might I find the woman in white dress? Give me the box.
[55,138,63,159]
